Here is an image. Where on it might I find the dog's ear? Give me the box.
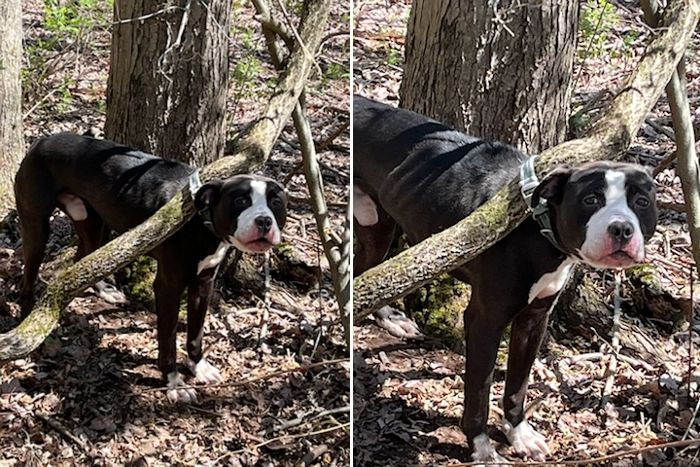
[270,180,288,206]
[531,166,572,206]
[195,180,224,211]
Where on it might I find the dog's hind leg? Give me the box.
[354,188,421,337]
[61,199,127,306]
[16,190,55,317]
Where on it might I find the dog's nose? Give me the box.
[255,215,273,234]
[608,220,634,244]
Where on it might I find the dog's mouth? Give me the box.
[598,250,638,268]
[240,237,276,253]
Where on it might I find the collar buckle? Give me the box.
[519,156,567,255]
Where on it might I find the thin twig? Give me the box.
[273,0,323,77]
[451,438,700,466]
[600,272,622,412]
[258,251,271,345]
[35,412,90,452]
[573,0,611,89]
[689,265,696,402]
[683,397,700,441]
[231,422,349,456]
[137,358,348,394]
[266,405,350,434]
[112,5,184,24]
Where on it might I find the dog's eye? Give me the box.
[270,197,282,208]
[583,194,601,207]
[635,197,650,208]
[234,197,250,208]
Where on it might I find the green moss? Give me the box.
[117,256,157,308]
[627,263,658,288]
[408,275,471,352]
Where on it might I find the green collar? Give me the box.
[189,169,218,237]
[519,156,567,255]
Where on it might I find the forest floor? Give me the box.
[0,1,350,466]
[353,1,700,466]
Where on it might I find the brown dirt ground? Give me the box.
[353,1,700,466]
[0,1,350,466]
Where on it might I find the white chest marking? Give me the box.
[197,242,229,274]
[528,258,575,304]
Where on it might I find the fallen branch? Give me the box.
[0,0,332,361]
[353,0,700,320]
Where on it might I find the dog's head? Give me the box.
[195,175,287,253]
[531,161,657,268]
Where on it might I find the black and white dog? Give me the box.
[14,133,287,403]
[353,96,657,463]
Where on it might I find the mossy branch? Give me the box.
[0,0,331,361]
[353,0,700,321]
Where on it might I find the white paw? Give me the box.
[375,306,422,338]
[503,420,550,461]
[92,280,129,305]
[166,372,198,403]
[188,358,223,384]
[471,433,508,467]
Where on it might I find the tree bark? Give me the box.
[400,0,578,153]
[0,0,332,361]
[0,0,23,220]
[105,0,231,165]
[353,0,700,321]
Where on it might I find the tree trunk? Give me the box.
[0,0,23,220]
[397,0,577,333]
[400,0,578,154]
[105,0,231,165]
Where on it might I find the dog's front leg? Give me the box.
[154,269,195,403]
[185,269,223,385]
[502,297,555,461]
[461,298,510,466]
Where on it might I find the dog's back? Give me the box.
[353,95,527,241]
[15,133,194,233]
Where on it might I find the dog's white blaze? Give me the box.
[353,185,379,226]
[579,170,643,265]
[233,180,281,251]
[528,258,575,304]
[197,242,229,274]
[57,193,88,221]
